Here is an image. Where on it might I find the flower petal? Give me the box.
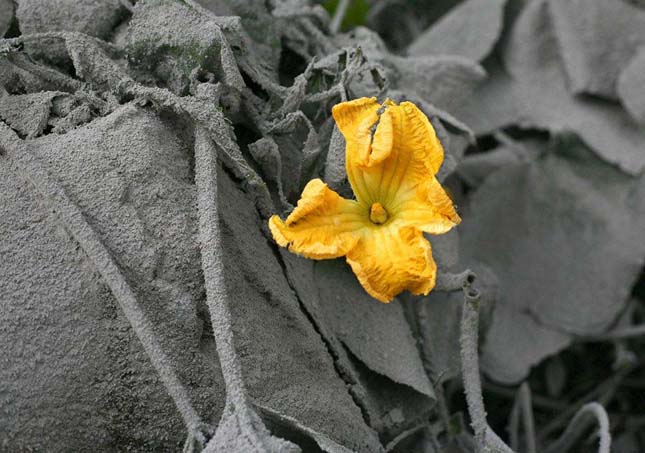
[331,97,380,140]
[332,98,446,209]
[376,101,446,207]
[269,179,366,259]
[345,225,437,303]
[331,97,382,205]
[392,177,461,234]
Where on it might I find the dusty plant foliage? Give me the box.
[1,0,644,452]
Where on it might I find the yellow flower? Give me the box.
[269,97,461,303]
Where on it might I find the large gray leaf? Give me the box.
[314,260,434,400]
[461,136,645,383]
[618,46,645,125]
[1,105,225,450]
[506,0,645,174]
[389,55,486,113]
[215,163,384,452]
[548,0,645,100]
[402,290,464,383]
[479,304,570,385]
[407,0,508,62]
[458,135,545,188]
[451,58,523,136]
[455,0,645,174]
[280,254,432,447]
[312,259,437,444]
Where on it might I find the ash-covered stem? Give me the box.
[544,402,611,453]
[194,126,248,406]
[330,0,350,34]
[519,383,537,453]
[194,128,300,452]
[509,383,537,453]
[459,278,515,453]
[435,269,476,292]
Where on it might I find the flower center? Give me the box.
[369,202,389,225]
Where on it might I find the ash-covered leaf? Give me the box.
[0,91,63,138]
[341,347,434,445]
[199,0,282,78]
[505,0,645,173]
[401,262,498,383]
[258,404,357,453]
[265,111,322,204]
[279,255,431,446]
[458,135,544,188]
[323,124,352,196]
[458,147,523,189]
[0,58,51,94]
[429,229,460,270]
[480,306,571,385]
[407,0,507,62]
[0,0,13,38]
[310,259,437,443]
[125,0,246,94]
[314,260,435,400]
[404,290,463,383]
[15,0,125,65]
[388,55,486,113]
[215,164,384,452]
[451,59,521,136]
[269,2,334,61]
[0,82,100,138]
[248,136,291,210]
[16,0,125,39]
[618,46,645,125]
[1,105,225,450]
[461,135,645,383]
[456,0,645,174]
[548,0,645,100]
[62,31,133,92]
